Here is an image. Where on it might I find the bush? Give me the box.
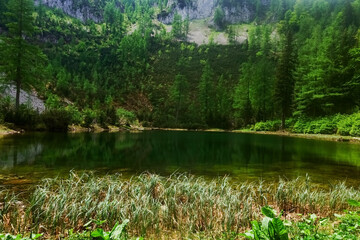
[82,108,97,127]
[0,97,12,124]
[253,120,281,131]
[292,118,307,133]
[65,105,83,125]
[349,113,360,137]
[317,119,336,134]
[3,104,40,128]
[250,112,360,137]
[303,118,336,134]
[337,116,354,136]
[336,112,360,136]
[45,93,62,109]
[116,108,136,126]
[42,108,71,131]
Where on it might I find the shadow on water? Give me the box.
[0,131,359,187]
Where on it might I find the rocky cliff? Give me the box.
[35,0,105,23]
[157,0,271,24]
[35,0,268,25]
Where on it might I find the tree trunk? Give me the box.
[281,111,286,130]
[15,80,21,111]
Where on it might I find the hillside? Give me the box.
[0,0,359,132]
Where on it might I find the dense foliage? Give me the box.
[251,111,360,136]
[0,0,359,130]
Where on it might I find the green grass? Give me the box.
[1,172,360,239]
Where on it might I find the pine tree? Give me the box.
[172,12,183,39]
[233,63,254,127]
[214,7,225,30]
[198,61,214,123]
[0,0,46,111]
[274,10,297,129]
[170,74,188,124]
[0,0,7,29]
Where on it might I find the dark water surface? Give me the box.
[0,131,359,187]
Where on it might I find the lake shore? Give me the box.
[2,123,360,144]
[144,127,360,144]
[234,129,360,143]
[0,124,21,136]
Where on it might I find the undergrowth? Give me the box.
[251,112,360,137]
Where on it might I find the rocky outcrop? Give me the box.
[158,0,270,24]
[158,0,217,24]
[36,0,268,25]
[1,85,45,113]
[35,0,104,23]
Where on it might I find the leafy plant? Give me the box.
[332,199,360,239]
[243,206,289,240]
[0,233,42,240]
[91,220,129,240]
[295,214,329,239]
[116,108,136,126]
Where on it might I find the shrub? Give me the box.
[116,108,136,126]
[0,96,12,124]
[317,118,336,134]
[42,108,71,131]
[337,116,354,136]
[65,105,83,125]
[82,108,97,127]
[253,120,281,131]
[45,93,62,109]
[1,103,41,128]
[349,113,360,137]
[336,112,360,136]
[292,118,307,133]
[303,118,336,134]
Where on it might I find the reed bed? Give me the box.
[1,172,360,239]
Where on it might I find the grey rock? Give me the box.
[1,85,46,113]
[35,0,103,23]
[157,0,267,24]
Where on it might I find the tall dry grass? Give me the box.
[1,172,359,238]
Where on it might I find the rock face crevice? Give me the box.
[157,0,270,24]
[35,0,104,23]
[35,0,268,25]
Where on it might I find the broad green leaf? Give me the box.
[347,199,360,207]
[91,228,105,238]
[261,206,277,218]
[261,216,271,231]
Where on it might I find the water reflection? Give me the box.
[0,131,359,183]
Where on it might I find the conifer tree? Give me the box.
[274,10,298,129]
[0,0,46,111]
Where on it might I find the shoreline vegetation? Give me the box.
[2,124,360,145]
[1,172,360,239]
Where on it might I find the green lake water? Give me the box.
[0,131,359,187]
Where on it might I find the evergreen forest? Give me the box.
[0,0,360,132]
